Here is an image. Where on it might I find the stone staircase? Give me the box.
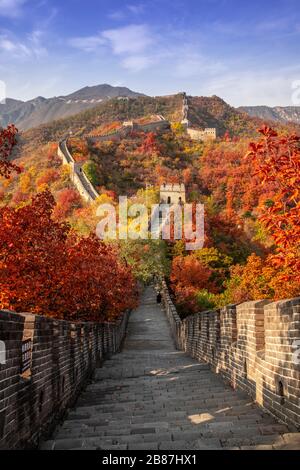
[40,287,300,450]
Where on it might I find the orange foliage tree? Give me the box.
[53,187,82,220]
[0,125,20,178]
[0,190,137,321]
[199,140,276,215]
[138,132,161,155]
[170,255,213,314]
[246,126,300,291]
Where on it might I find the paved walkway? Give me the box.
[41,287,300,450]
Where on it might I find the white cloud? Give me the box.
[127,4,145,15]
[203,67,300,107]
[0,35,30,56]
[122,54,154,72]
[0,0,27,18]
[69,35,106,52]
[175,52,226,78]
[69,24,155,72]
[0,30,47,59]
[108,4,145,21]
[70,24,154,56]
[102,24,153,55]
[28,30,48,58]
[107,10,126,21]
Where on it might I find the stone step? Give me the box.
[40,286,300,451]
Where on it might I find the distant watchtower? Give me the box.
[181,118,190,129]
[160,183,186,205]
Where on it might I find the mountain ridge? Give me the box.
[0,84,144,131]
[2,83,300,136]
[239,105,300,124]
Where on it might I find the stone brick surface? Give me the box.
[40,287,300,450]
[161,281,300,431]
[0,309,130,449]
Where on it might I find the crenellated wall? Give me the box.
[160,183,186,204]
[58,140,99,203]
[58,116,170,203]
[89,116,170,143]
[186,127,217,142]
[0,309,130,449]
[180,92,217,142]
[161,281,300,429]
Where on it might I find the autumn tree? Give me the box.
[170,255,213,315]
[37,168,60,186]
[0,190,137,321]
[245,126,300,293]
[0,125,20,178]
[138,132,161,155]
[52,188,82,220]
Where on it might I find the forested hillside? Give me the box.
[1,93,299,320]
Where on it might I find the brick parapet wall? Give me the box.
[58,140,99,203]
[161,280,300,429]
[0,309,130,449]
[58,119,170,204]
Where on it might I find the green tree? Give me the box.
[82,161,98,186]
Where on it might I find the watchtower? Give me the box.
[160,183,186,205]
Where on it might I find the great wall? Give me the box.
[57,96,217,205]
[0,280,299,449]
[0,306,130,449]
[181,92,217,142]
[0,97,299,450]
[58,140,99,203]
[160,281,300,431]
[57,115,171,203]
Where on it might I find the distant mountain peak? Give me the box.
[239,105,300,125]
[0,84,144,130]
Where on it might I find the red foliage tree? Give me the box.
[246,126,300,288]
[199,140,276,215]
[0,124,20,178]
[138,132,161,155]
[0,191,137,321]
[170,255,213,314]
[36,168,60,187]
[53,188,82,220]
[47,144,61,168]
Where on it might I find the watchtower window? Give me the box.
[243,359,247,378]
[206,320,210,340]
[277,380,285,405]
[167,196,171,204]
[39,390,45,412]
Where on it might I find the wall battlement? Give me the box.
[160,183,185,192]
[58,140,99,203]
[187,127,217,142]
[161,281,300,429]
[58,117,171,204]
[160,183,186,204]
[122,115,170,133]
[0,309,130,449]
[180,92,217,142]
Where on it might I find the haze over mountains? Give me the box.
[1,83,300,131]
[238,106,300,125]
[0,84,143,131]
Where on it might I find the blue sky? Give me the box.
[0,0,300,105]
